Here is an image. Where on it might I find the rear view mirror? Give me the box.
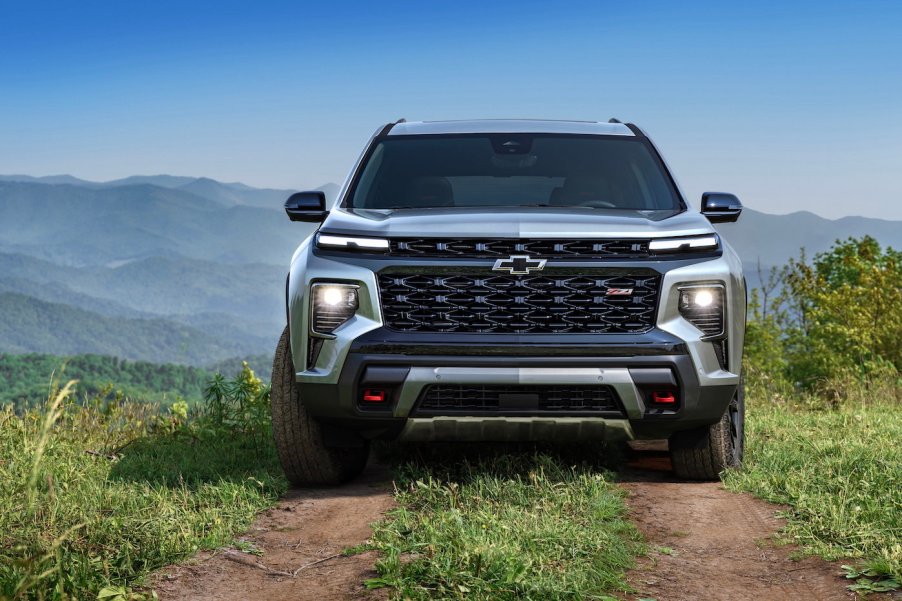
[701,192,742,223]
[285,191,328,222]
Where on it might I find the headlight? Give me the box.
[649,234,719,253]
[311,283,359,335]
[678,284,725,337]
[316,233,389,251]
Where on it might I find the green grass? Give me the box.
[4,366,899,600]
[0,383,286,599]
[723,398,902,582]
[365,444,643,600]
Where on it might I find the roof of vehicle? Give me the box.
[386,119,636,137]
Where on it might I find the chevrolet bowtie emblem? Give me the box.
[492,255,546,275]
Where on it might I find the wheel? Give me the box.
[669,378,744,481]
[270,327,369,485]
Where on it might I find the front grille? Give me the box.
[390,238,650,259]
[416,384,623,415]
[378,273,660,334]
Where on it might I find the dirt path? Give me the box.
[153,463,394,601]
[622,442,858,601]
[154,445,876,601]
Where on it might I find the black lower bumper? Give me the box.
[298,329,737,443]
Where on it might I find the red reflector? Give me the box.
[651,391,676,404]
[362,389,386,403]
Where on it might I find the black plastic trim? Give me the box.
[284,272,290,326]
[624,123,645,137]
[348,326,688,357]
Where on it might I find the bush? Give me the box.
[745,237,902,402]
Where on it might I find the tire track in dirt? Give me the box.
[621,442,861,601]
[153,463,394,601]
[153,444,890,601]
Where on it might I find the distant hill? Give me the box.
[0,181,318,266]
[717,208,902,267]
[0,252,285,323]
[716,208,902,288]
[0,173,337,210]
[1,173,899,366]
[0,293,262,365]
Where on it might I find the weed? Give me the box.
[841,564,901,595]
[0,368,286,599]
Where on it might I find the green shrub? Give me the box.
[745,237,902,400]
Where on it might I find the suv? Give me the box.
[271,119,746,484]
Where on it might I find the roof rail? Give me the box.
[378,118,407,137]
[608,118,622,124]
[624,122,644,137]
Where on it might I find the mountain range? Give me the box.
[0,173,898,366]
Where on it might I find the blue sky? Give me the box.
[2,0,901,219]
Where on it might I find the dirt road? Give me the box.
[153,465,394,601]
[156,445,865,601]
[623,442,857,600]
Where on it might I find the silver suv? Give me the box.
[271,119,746,484]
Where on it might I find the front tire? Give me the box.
[271,327,369,486]
[669,379,745,481]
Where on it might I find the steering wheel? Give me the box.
[578,200,618,208]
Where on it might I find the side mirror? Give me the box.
[284,191,328,222]
[701,192,742,223]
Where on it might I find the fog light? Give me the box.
[678,284,725,337]
[693,289,714,307]
[311,283,359,334]
[322,287,345,306]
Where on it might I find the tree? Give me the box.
[780,237,902,387]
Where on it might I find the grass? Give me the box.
[723,394,902,583]
[364,444,643,600]
[3,364,899,599]
[0,378,286,599]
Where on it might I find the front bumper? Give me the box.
[296,339,736,442]
[286,243,745,442]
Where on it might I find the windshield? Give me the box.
[347,134,682,211]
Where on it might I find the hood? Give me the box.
[319,206,715,239]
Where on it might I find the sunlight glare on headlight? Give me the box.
[694,289,714,307]
[322,287,345,306]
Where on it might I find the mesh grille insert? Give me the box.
[378,273,660,334]
[416,384,623,415]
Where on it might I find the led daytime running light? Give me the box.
[649,235,719,252]
[317,234,389,250]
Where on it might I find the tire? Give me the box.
[270,327,369,486]
[669,378,744,481]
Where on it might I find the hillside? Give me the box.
[0,174,299,209]
[716,208,902,273]
[0,181,317,266]
[0,293,263,365]
[1,173,900,366]
[0,253,285,347]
